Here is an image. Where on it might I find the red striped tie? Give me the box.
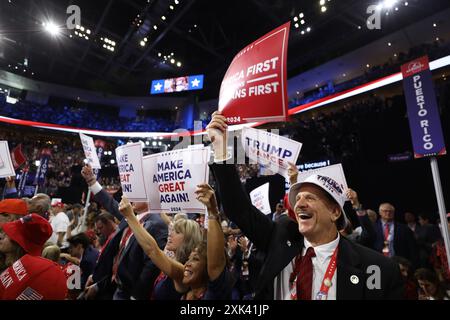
[297,247,316,300]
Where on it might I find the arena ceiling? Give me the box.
[1,0,449,100]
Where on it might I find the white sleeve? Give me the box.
[89,182,103,195]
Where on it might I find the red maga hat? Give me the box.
[0,214,52,256]
[0,199,28,215]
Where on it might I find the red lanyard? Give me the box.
[290,246,339,300]
[315,247,339,300]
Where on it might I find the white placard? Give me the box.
[51,198,62,206]
[297,163,348,200]
[250,182,271,215]
[242,127,302,177]
[0,141,16,178]
[143,147,210,214]
[79,133,101,169]
[115,143,148,202]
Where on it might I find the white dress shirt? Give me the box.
[274,233,340,300]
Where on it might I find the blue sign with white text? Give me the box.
[401,56,446,158]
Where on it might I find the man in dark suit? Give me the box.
[373,203,418,267]
[206,111,404,300]
[81,164,168,300]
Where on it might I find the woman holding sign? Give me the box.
[118,184,233,300]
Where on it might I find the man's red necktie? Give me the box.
[384,223,390,241]
[297,247,316,300]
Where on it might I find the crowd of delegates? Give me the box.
[0,125,449,300]
[0,126,121,197]
[0,98,177,133]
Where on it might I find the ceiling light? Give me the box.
[385,0,398,9]
[170,58,175,64]
[320,0,325,5]
[176,61,181,67]
[43,21,61,36]
[306,27,311,32]
[161,16,166,20]
[299,12,304,18]
[293,17,298,22]
[169,5,174,10]
[300,19,305,25]
[140,40,146,47]
[433,23,437,27]
[153,25,158,30]
[321,6,327,12]
[388,42,392,46]
[294,23,299,28]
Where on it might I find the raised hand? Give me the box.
[206,111,228,160]
[81,163,96,186]
[195,183,219,214]
[346,188,360,208]
[118,195,134,219]
[287,162,299,185]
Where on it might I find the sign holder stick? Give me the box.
[430,156,450,268]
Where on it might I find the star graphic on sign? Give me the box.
[191,78,200,87]
[154,82,163,91]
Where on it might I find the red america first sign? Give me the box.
[218,22,290,124]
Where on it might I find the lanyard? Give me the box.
[315,247,339,300]
[290,246,339,300]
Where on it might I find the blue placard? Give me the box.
[401,57,446,158]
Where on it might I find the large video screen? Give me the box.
[150,75,204,94]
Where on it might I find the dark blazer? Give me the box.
[374,220,418,267]
[210,163,404,300]
[91,189,168,300]
[80,246,99,288]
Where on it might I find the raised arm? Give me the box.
[81,163,123,221]
[195,184,226,281]
[160,212,173,226]
[346,188,376,248]
[207,111,275,251]
[287,162,299,186]
[118,196,184,282]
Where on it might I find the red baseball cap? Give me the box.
[0,254,68,300]
[0,199,28,215]
[0,214,52,256]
